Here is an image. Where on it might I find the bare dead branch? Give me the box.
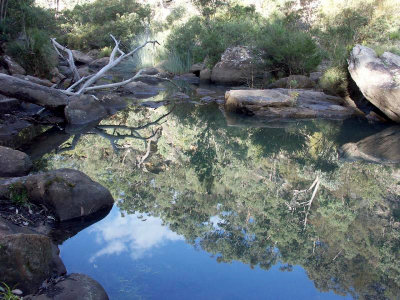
[51,38,80,82]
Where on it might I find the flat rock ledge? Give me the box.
[225,89,360,120]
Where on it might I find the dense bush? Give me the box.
[60,0,151,50]
[256,21,322,76]
[7,28,57,77]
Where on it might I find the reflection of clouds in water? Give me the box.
[89,212,183,262]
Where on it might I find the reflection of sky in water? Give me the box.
[60,207,350,300]
[89,211,183,261]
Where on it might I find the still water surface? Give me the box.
[41,88,399,299]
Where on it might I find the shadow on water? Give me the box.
[17,80,400,299]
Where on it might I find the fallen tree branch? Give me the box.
[51,38,80,82]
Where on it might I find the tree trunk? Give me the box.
[0,74,69,109]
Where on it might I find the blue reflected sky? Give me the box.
[60,207,351,300]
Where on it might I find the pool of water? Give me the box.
[38,90,399,299]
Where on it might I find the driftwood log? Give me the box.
[0,73,69,108]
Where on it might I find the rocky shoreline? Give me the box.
[0,147,113,299]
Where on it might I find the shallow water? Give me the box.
[40,89,399,299]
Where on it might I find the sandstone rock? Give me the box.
[0,169,114,221]
[190,62,205,73]
[348,45,400,122]
[225,89,359,120]
[339,126,400,164]
[171,92,190,100]
[0,146,32,177]
[78,66,91,78]
[268,75,315,89]
[121,81,161,99]
[58,66,72,77]
[89,57,109,69]
[0,233,66,294]
[200,68,211,81]
[2,55,26,75]
[49,67,65,84]
[64,95,108,125]
[27,273,109,300]
[71,50,93,64]
[211,46,261,85]
[13,75,53,87]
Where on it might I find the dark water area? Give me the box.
[22,82,400,299]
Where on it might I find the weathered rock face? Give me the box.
[200,68,211,81]
[0,169,114,222]
[89,57,109,69]
[0,233,66,294]
[173,73,200,84]
[348,45,400,122]
[0,146,32,177]
[211,46,261,85]
[1,55,26,75]
[71,50,93,65]
[225,89,359,120]
[27,273,109,300]
[0,74,69,109]
[0,96,20,114]
[340,126,400,164]
[141,67,159,76]
[64,95,107,125]
[268,75,316,89]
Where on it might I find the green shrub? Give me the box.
[319,67,348,96]
[160,50,193,74]
[256,21,322,76]
[7,28,57,77]
[99,46,112,58]
[61,0,151,50]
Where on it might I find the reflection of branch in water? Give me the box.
[57,107,174,154]
[285,176,320,228]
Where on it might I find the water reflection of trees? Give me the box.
[47,104,400,299]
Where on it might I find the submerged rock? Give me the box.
[0,146,32,177]
[0,233,66,295]
[121,81,161,99]
[173,73,200,84]
[225,89,359,120]
[26,273,109,300]
[339,126,400,164]
[65,95,107,125]
[348,45,400,122]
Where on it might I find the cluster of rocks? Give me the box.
[0,146,113,299]
[184,45,400,123]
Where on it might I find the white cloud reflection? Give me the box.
[89,211,183,262]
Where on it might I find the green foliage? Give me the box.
[319,67,348,96]
[160,51,192,74]
[0,283,21,300]
[6,28,57,77]
[8,182,28,206]
[60,0,151,50]
[256,21,322,76]
[98,46,112,58]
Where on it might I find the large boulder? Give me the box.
[71,50,93,65]
[211,46,261,85]
[0,96,20,114]
[64,95,107,125]
[268,75,316,89]
[89,57,109,69]
[339,126,400,164]
[348,45,400,122]
[0,233,66,294]
[13,75,53,87]
[0,146,32,177]
[225,89,359,120]
[27,273,109,300]
[0,169,114,222]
